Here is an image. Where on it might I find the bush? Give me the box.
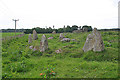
[3,60,11,64]
[9,52,21,62]
[5,59,31,73]
[2,48,7,52]
[21,51,31,58]
[104,41,112,47]
[2,72,13,78]
[2,52,8,57]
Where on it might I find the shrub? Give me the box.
[2,72,13,78]
[21,51,31,58]
[2,52,8,57]
[9,51,21,62]
[40,64,56,78]
[3,60,11,64]
[5,59,31,73]
[104,41,112,47]
[2,48,6,52]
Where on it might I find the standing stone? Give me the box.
[28,34,32,44]
[83,28,104,52]
[40,34,48,52]
[59,33,64,40]
[33,30,38,40]
[52,31,56,34]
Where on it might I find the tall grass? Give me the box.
[1,32,22,38]
[2,31,118,78]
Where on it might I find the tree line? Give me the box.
[24,25,92,34]
[1,25,119,34]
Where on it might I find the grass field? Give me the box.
[1,32,22,38]
[2,31,119,78]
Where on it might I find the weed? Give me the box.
[40,64,56,78]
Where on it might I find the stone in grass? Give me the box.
[33,46,39,51]
[71,39,76,42]
[29,45,39,51]
[55,49,62,53]
[48,37,53,39]
[61,38,71,42]
[83,28,104,52]
[33,30,38,40]
[52,31,56,34]
[28,33,32,44]
[40,34,48,52]
[59,33,64,40]
[29,45,34,49]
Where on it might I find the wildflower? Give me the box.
[52,71,55,73]
[40,73,43,75]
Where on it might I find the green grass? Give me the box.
[2,31,119,78]
[1,32,22,38]
[0,54,1,79]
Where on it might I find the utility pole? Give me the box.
[12,19,19,36]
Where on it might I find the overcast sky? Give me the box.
[0,0,119,29]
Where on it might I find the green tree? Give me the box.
[66,25,72,32]
[57,28,64,33]
[71,25,78,31]
[82,25,92,32]
[63,25,66,32]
